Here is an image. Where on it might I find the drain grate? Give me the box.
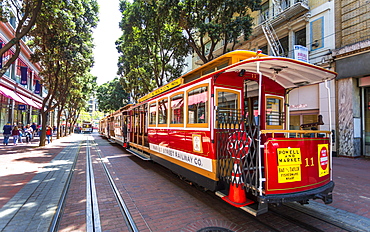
[197,227,235,232]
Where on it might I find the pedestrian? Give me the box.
[24,124,33,143]
[31,123,37,137]
[46,126,52,144]
[18,126,23,143]
[12,126,20,145]
[2,122,12,145]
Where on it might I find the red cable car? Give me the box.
[100,50,336,215]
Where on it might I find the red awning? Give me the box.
[32,100,42,109]
[0,85,28,105]
[17,93,41,109]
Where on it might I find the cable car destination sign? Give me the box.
[277,147,302,183]
[139,78,183,102]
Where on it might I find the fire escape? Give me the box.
[259,0,309,57]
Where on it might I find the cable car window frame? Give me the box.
[157,97,169,127]
[170,92,185,127]
[149,101,157,126]
[265,95,284,129]
[186,84,209,128]
[215,88,241,128]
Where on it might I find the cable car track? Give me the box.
[86,137,139,232]
[53,136,141,232]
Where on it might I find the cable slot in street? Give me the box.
[86,138,102,232]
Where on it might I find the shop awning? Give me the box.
[17,93,41,109]
[0,85,28,105]
[32,100,43,109]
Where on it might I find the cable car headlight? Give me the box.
[238,69,246,77]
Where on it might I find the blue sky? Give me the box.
[91,0,122,85]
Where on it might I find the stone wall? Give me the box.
[337,78,361,157]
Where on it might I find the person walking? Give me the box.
[18,126,24,144]
[2,122,12,145]
[46,126,52,144]
[31,123,37,138]
[12,126,20,145]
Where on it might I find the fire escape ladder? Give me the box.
[262,20,284,57]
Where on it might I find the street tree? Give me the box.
[116,0,190,101]
[29,0,98,146]
[172,0,260,64]
[0,0,42,77]
[96,77,129,113]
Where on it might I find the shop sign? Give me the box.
[18,104,27,110]
[294,45,309,63]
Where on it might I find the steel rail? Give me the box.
[48,142,81,232]
[86,137,102,232]
[90,137,139,232]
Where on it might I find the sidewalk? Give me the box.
[0,134,83,231]
[0,135,370,231]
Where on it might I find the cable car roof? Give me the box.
[221,56,337,89]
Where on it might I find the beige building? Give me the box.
[333,0,370,157]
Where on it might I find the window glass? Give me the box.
[365,88,370,145]
[170,94,184,124]
[279,36,289,57]
[158,98,168,124]
[217,90,239,120]
[266,97,283,126]
[289,115,300,130]
[295,28,306,47]
[188,86,208,124]
[149,102,156,125]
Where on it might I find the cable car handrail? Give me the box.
[261,129,331,138]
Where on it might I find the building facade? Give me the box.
[333,0,370,157]
[192,0,338,153]
[0,13,43,130]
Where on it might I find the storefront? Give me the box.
[0,94,10,129]
[0,84,42,130]
[360,77,370,157]
[288,82,336,153]
[334,47,370,158]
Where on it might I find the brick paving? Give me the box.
[0,133,370,231]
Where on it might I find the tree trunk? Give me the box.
[38,111,48,147]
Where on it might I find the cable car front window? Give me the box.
[217,90,239,123]
[266,96,284,129]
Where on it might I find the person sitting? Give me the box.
[24,125,33,143]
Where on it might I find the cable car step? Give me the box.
[126,147,151,161]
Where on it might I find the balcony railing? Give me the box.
[257,0,309,25]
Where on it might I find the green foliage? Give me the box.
[28,0,98,145]
[79,110,92,123]
[116,0,190,101]
[174,0,260,63]
[92,111,105,121]
[96,78,130,113]
[116,0,259,101]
